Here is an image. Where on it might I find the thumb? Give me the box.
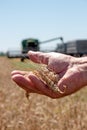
[58,73,78,95]
[57,76,69,95]
[28,51,50,65]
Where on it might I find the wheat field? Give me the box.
[0,56,87,130]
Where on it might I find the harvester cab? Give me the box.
[21,38,40,61]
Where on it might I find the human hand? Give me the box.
[11,51,87,98]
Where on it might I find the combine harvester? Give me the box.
[7,36,63,61]
[7,37,87,61]
[20,37,63,61]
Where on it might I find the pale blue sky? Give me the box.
[0,0,87,52]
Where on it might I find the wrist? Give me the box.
[76,56,87,64]
[76,57,87,86]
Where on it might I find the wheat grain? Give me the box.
[25,61,66,99]
[34,65,66,94]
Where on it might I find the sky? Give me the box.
[0,0,87,52]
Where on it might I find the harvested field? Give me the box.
[0,56,87,130]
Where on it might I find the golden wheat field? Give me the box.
[0,56,87,130]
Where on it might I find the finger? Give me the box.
[28,73,63,98]
[11,74,34,92]
[28,51,50,65]
[57,70,81,96]
[11,73,45,94]
[11,73,39,93]
[11,70,28,76]
[11,70,43,94]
